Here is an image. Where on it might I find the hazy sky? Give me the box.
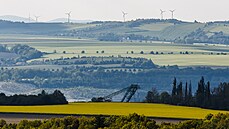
[0,0,228,22]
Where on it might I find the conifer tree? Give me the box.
[196,76,205,107]
[185,82,188,102]
[172,77,177,97]
[177,82,183,104]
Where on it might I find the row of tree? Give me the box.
[0,90,68,105]
[31,56,156,69]
[0,113,227,129]
[145,77,229,110]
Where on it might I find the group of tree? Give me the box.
[0,113,228,129]
[0,90,68,105]
[10,44,43,61]
[31,56,156,69]
[0,20,27,29]
[176,28,229,44]
[128,18,185,27]
[97,33,158,42]
[1,66,229,91]
[145,77,229,110]
[0,44,43,63]
[98,33,122,41]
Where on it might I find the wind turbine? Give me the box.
[122,11,128,22]
[34,15,40,22]
[66,11,71,23]
[160,9,166,19]
[28,13,31,23]
[169,10,176,19]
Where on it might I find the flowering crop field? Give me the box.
[0,103,228,119]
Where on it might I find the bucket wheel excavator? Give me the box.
[91,84,140,102]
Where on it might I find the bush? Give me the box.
[1,113,229,128]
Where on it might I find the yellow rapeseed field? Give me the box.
[0,103,228,119]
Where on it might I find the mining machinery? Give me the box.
[91,84,140,102]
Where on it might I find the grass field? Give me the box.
[137,23,174,31]
[0,103,228,119]
[204,24,229,35]
[29,40,229,67]
[1,34,229,67]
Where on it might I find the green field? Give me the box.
[0,103,228,119]
[204,24,229,36]
[28,40,229,67]
[1,34,229,67]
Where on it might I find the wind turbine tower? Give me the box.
[160,9,166,19]
[66,12,71,23]
[29,13,31,23]
[122,11,128,22]
[34,16,40,22]
[170,10,176,19]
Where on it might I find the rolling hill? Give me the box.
[0,20,94,34]
[0,15,35,23]
[0,15,92,23]
[49,18,93,23]
[0,19,229,44]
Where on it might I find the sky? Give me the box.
[0,0,228,22]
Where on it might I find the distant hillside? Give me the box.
[0,18,229,44]
[0,15,92,23]
[61,19,198,40]
[63,19,229,44]
[0,15,35,23]
[49,18,93,23]
[0,20,94,34]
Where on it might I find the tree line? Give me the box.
[145,77,229,110]
[32,56,156,69]
[1,66,229,91]
[128,18,184,27]
[0,90,68,105]
[0,113,228,129]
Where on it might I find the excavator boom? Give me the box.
[91,84,140,102]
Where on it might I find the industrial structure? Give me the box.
[91,84,140,102]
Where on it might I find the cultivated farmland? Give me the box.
[0,103,228,119]
[1,35,229,67]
